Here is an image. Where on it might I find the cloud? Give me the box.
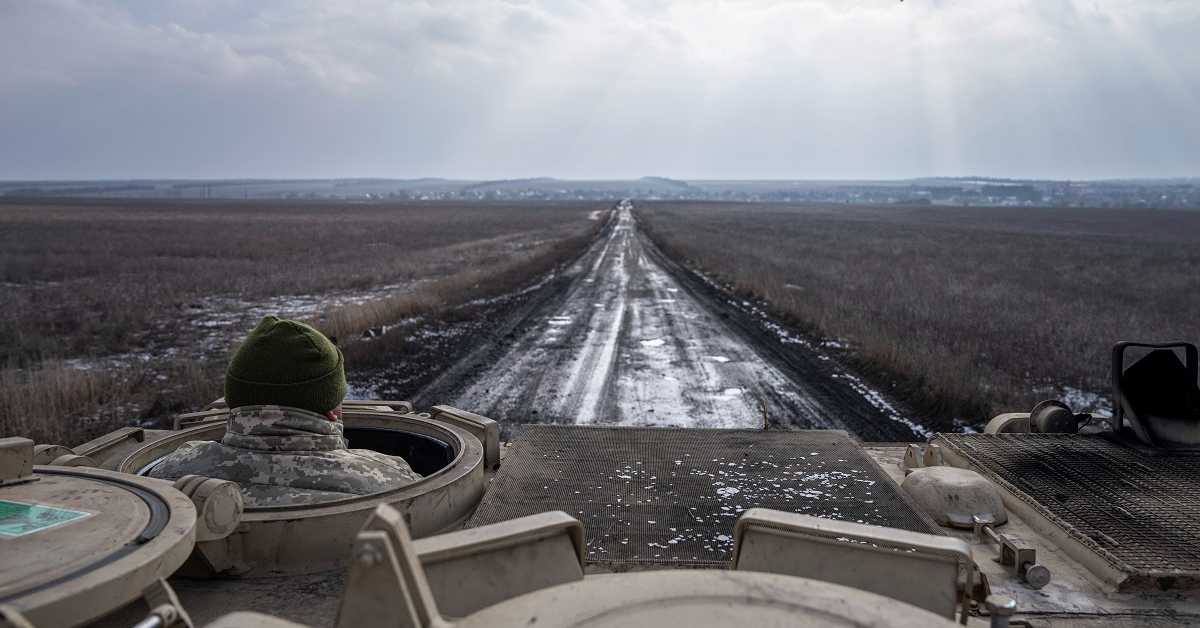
[1,0,1197,179]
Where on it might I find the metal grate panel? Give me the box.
[936,433,1200,590]
[468,426,939,567]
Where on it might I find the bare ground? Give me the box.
[635,201,1200,427]
[0,198,603,444]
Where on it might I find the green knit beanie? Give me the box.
[224,316,347,414]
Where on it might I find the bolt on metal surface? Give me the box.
[985,594,1017,628]
[355,542,385,567]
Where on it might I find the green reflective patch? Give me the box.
[0,499,92,538]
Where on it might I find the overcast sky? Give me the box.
[1,1,1197,180]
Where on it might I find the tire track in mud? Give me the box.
[442,201,927,440]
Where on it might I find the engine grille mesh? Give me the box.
[936,433,1200,590]
[468,426,939,567]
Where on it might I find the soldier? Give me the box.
[149,315,421,506]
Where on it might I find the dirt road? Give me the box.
[445,201,928,440]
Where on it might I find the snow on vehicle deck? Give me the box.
[452,202,841,429]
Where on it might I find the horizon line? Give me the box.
[2,175,1197,184]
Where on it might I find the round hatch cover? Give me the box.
[0,466,196,628]
[453,571,957,628]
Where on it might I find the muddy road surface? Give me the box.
[438,201,928,441]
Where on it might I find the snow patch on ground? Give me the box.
[345,381,377,400]
[463,270,557,307]
[833,371,932,439]
[689,268,930,438]
[61,280,421,377]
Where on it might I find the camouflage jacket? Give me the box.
[149,405,422,507]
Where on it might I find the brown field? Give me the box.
[1,198,604,445]
[636,202,1200,429]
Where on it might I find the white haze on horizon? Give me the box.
[1,0,1197,181]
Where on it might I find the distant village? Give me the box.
[2,177,1198,210]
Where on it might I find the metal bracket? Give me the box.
[32,444,73,465]
[173,409,229,431]
[0,438,36,486]
[902,444,924,474]
[48,453,98,467]
[923,443,945,467]
[984,594,1017,628]
[336,505,446,628]
[973,514,1051,589]
[72,426,145,458]
[431,405,500,469]
[0,606,35,628]
[346,399,415,413]
[139,578,194,628]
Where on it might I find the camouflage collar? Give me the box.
[221,405,347,452]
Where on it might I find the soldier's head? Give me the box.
[224,316,347,420]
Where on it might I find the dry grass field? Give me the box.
[1,198,604,445]
[636,202,1200,429]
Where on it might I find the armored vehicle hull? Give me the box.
[5,380,1200,627]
